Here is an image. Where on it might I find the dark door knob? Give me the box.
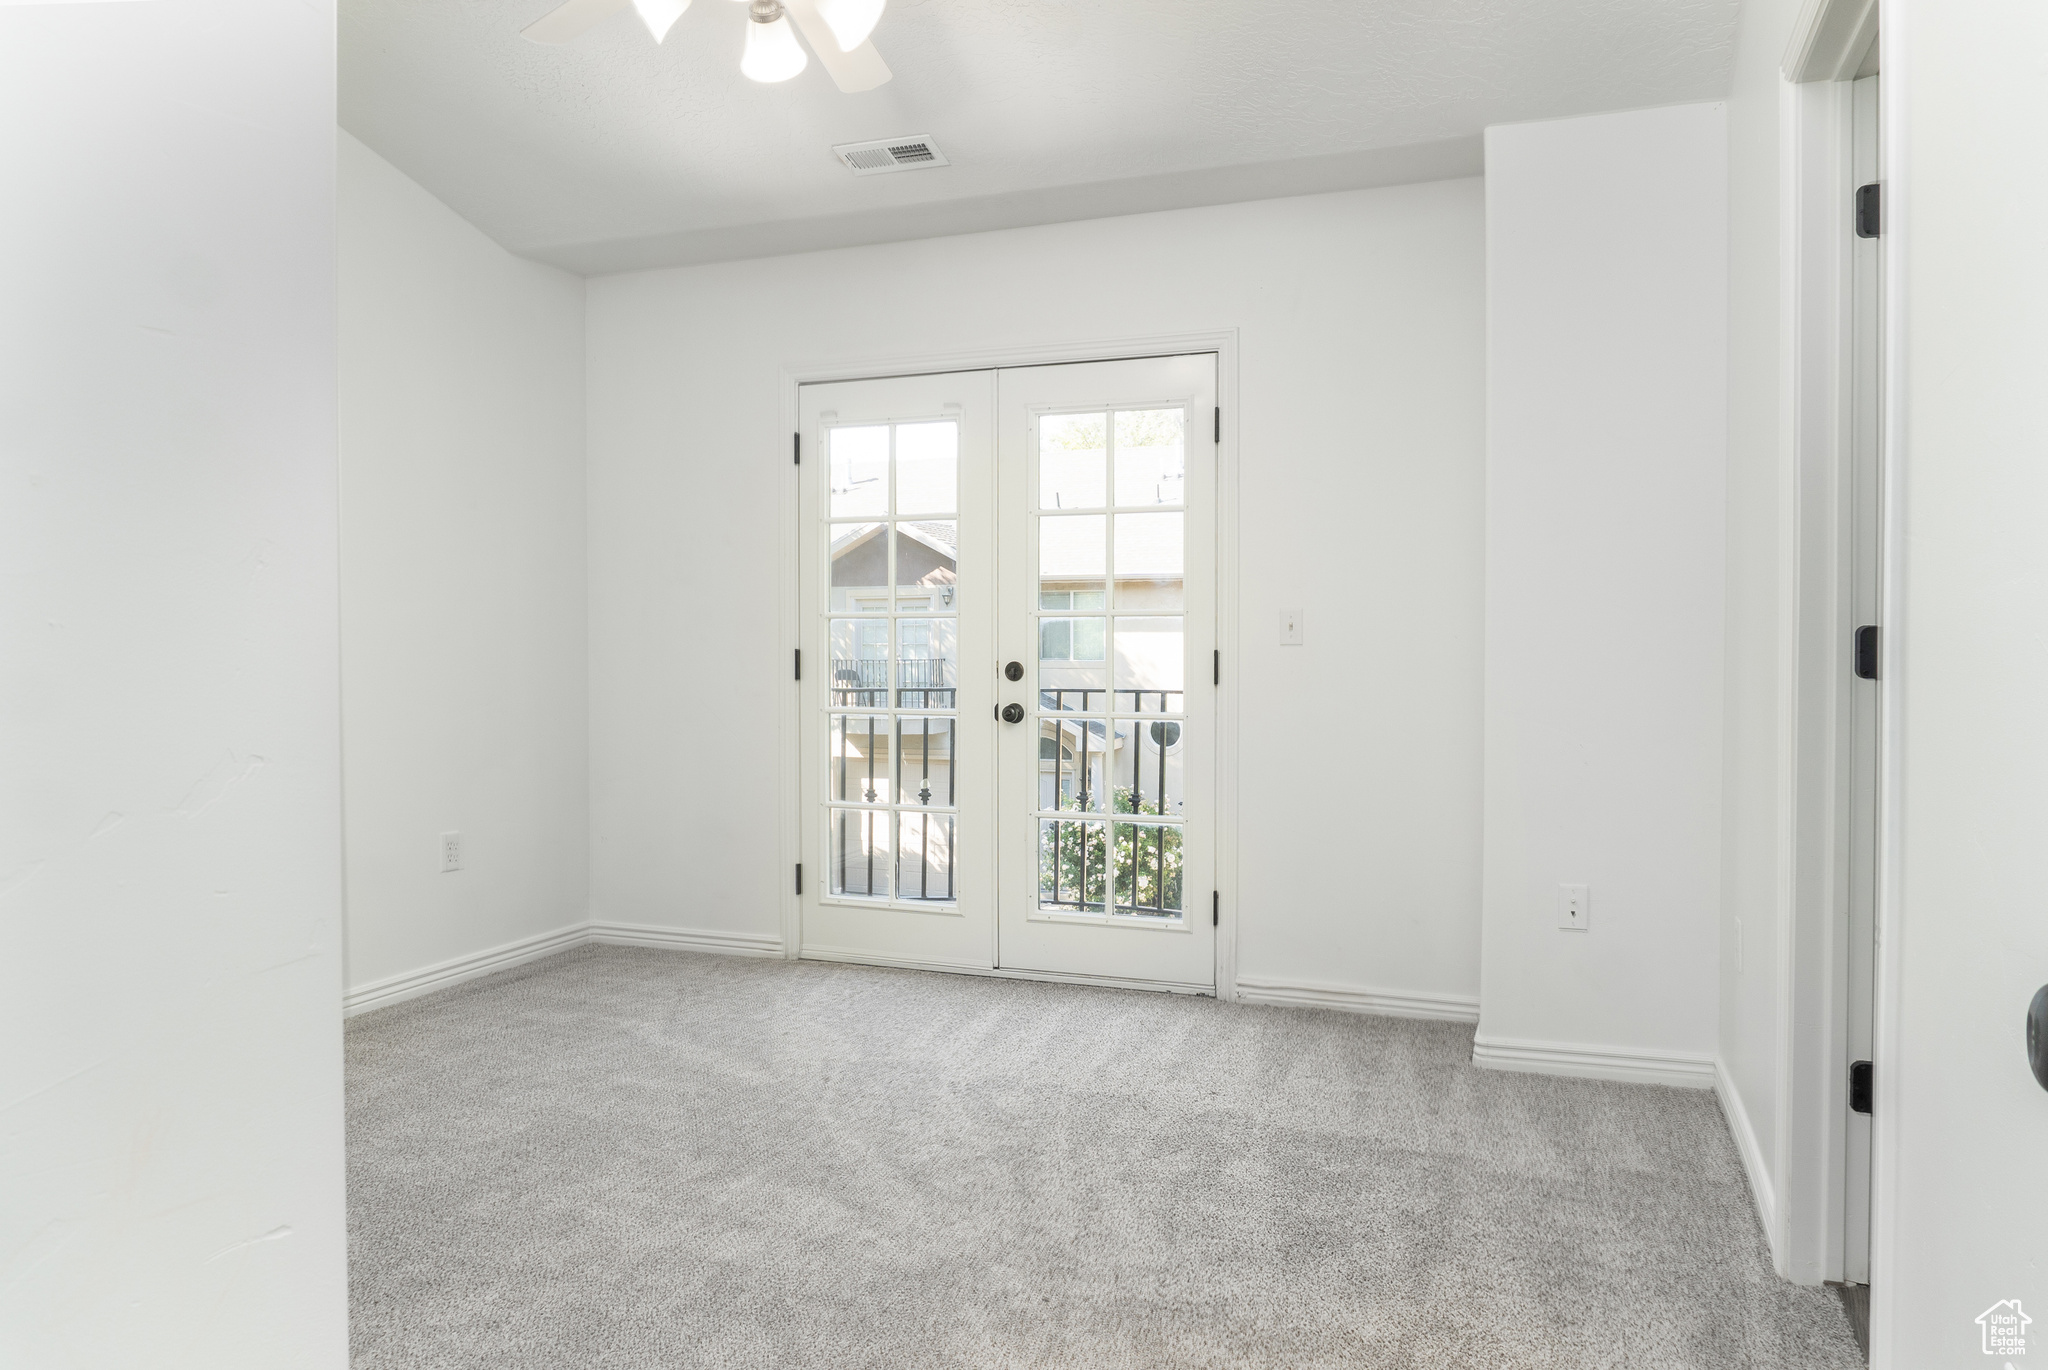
[1001,703,1025,724]
[2029,985,2048,1092]
[1005,661,1024,681]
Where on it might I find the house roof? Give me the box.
[830,521,958,565]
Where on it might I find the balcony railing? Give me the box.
[832,657,955,708]
[1039,688,1182,715]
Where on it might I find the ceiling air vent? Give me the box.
[833,135,950,176]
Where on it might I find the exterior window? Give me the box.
[1039,590,1106,662]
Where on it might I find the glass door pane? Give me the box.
[824,419,960,903]
[1034,411,1188,919]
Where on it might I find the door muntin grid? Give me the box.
[1033,406,1188,922]
[824,419,961,906]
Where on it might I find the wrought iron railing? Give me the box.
[1039,688,1181,714]
[1037,689,1184,917]
[831,657,955,708]
[830,704,957,903]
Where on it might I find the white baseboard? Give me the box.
[800,945,1213,995]
[1714,1057,1783,1263]
[344,922,590,1017]
[345,920,788,1016]
[1471,1033,1716,1088]
[1234,975,1481,1023]
[586,920,786,958]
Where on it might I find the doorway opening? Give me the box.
[1839,45,1882,1314]
[795,354,1221,991]
[1783,0,1884,1343]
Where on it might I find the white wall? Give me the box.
[1878,1,2048,1361]
[586,181,1487,1004]
[339,134,589,1005]
[1478,104,1729,1080]
[1716,0,1802,1269]
[0,3,348,1366]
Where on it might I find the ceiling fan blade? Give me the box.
[815,0,884,52]
[631,0,690,42]
[521,0,632,45]
[784,0,891,92]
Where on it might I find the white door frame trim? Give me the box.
[1774,0,1883,1289]
[775,328,1243,1001]
[1869,17,1905,1363]
[1782,0,1877,82]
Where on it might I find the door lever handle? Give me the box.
[1000,703,1025,724]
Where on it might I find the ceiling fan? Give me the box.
[520,0,891,92]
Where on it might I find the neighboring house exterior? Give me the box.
[825,426,1187,913]
[826,518,1185,819]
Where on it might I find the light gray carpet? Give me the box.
[346,946,1862,1369]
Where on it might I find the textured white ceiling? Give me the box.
[340,0,1738,273]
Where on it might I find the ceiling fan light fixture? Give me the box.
[631,0,691,41]
[741,0,808,82]
[815,0,883,52]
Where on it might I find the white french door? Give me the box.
[798,371,997,969]
[993,356,1217,987]
[797,354,1217,989]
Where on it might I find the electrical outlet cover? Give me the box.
[1558,883,1589,930]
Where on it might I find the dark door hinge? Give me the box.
[1849,1059,1873,1114]
[794,648,802,681]
[1854,625,1880,680]
[1855,183,1882,239]
[1214,407,1221,444]
[795,864,803,895]
[1213,649,1220,685]
[793,432,801,465]
[1212,890,1219,926]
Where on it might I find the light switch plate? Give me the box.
[1558,883,1589,931]
[1279,608,1303,646]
